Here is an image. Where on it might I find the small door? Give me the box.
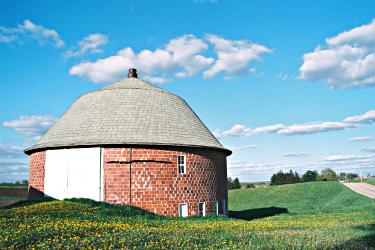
[179,203,188,217]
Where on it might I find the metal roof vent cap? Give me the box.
[128,68,138,78]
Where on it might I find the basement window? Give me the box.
[198,202,205,216]
[211,201,218,215]
[177,155,186,174]
[179,203,188,217]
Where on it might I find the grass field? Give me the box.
[365,178,375,186]
[0,181,374,249]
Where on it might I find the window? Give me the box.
[218,200,227,215]
[179,203,188,217]
[198,202,205,216]
[177,155,186,174]
[211,201,218,215]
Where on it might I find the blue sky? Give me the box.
[0,0,374,182]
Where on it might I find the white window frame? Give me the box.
[211,200,218,215]
[177,155,186,175]
[198,202,206,216]
[179,203,188,217]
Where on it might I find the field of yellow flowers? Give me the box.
[1,181,374,249]
[0,198,374,249]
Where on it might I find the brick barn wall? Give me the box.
[28,151,46,197]
[28,146,228,217]
[104,147,228,216]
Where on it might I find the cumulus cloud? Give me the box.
[0,19,64,48]
[203,34,272,78]
[343,110,375,124]
[348,136,374,142]
[69,34,271,84]
[299,19,375,88]
[3,115,57,141]
[70,34,214,84]
[64,33,108,59]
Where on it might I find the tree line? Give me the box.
[270,168,359,186]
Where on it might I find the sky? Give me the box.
[0,0,374,183]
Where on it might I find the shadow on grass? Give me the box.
[228,206,288,221]
[334,224,375,249]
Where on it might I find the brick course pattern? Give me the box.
[28,146,228,217]
[28,151,46,197]
[104,147,228,216]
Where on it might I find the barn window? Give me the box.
[179,203,188,217]
[198,202,205,216]
[211,201,218,215]
[177,155,186,174]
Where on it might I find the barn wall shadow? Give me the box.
[228,206,288,221]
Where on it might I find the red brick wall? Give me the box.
[28,146,228,217]
[104,147,228,216]
[28,151,46,197]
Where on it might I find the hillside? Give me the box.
[229,181,373,214]
[0,182,374,249]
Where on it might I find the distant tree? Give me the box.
[347,173,359,180]
[227,178,233,190]
[319,168,338,181]
[227,178,241,190]
[21,180,28,185]
[245,183,256,188]
[232,178,241,189]
[270,170,301,185]
[339,172,347,181]
[302,170,319,182]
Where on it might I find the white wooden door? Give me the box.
[44,149,68,200]
[44,147,102,201]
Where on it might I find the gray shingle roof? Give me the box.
[25,77,231,155]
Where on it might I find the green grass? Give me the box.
[365,178,375,186]
[0,196,23,201]
[0,181,374,249]
[0,184,28,189]
[229,181,373,214]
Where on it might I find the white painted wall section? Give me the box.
[44,147,102,201]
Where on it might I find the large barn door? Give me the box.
[44,147,102,201]
[44,149,68,200]
[66,148,101,201]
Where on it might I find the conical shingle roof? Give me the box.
[25,77,231,155]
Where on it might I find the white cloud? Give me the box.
[0,144,29,182]
[0,19,64,48]
[277,122,355,135]
[343,110,375,124]
[222,124,252,137]
[283,153,308,157]
[70,34,213,84]
[3,115,57,141]
[348,136,374,142]
[299,19,375,88]
[230,144,259,151]
[203,34,271,78]
[65,33,108,59]
[362,148,375,153]
[217,109,375,138]
[275,73,288,80]
[324,155,361,162]
[220,121,355,137]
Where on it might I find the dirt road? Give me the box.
[344,183,375,199]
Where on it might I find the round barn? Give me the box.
[25,69,231,217]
